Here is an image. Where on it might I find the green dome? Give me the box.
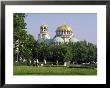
[69,38,79,43]
[44,39,52,44]
[53,37,64,43]
[38,38,44,43]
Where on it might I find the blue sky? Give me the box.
[25,13,97,44]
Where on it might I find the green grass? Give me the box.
[13,66,97,75]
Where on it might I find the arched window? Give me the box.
[44,27,46,29]
[67,31,68,34]
[65,31,67,35]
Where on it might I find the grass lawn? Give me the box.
[13,66,97,75]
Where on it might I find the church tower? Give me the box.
[38,24,50,43]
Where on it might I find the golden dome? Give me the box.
[57,24,72,31]
[40,24,48,30]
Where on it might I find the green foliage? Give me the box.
[14,13,26,30]
[30,41,97,65]
[13,13,27,42]
[13,13,37,63]
[68,41,97,64]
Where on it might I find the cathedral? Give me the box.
[38,24,79,45]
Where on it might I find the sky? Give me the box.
[25,13,97,45]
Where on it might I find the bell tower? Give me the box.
[38,24,50,42]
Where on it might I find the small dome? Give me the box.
[40,24,48,30]
[57,24,72,31]
[44,39,51,44]
[38,38,44,43]
[69,38,79,43]
[53,37,64,43]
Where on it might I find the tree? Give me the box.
[87,43,97,63]
[13,13,37,65]
[69,41,97,64]
[13,13,27,42]
[52,45,73,65]
[13,13,27,62]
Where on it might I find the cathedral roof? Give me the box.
[53,37,64,43]
[57,24,72,31]
[69,38,79,43]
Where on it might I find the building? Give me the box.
[38,24,79,45]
